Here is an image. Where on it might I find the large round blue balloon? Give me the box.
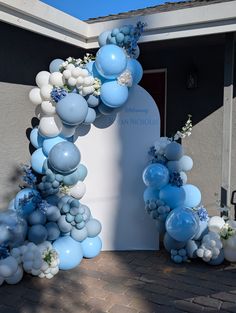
[53,236,83,270]
[182,184,201,208]
[14,188,40,216]
[56,93,88,126]
[166,207,199,242]
[48,141,81,174]
[100,81,128,108]
[163,232,186,252]
[49,59,64,73]
[95,44,127,79]
[81,236,102,258]
[159,184,185,209]
[143,186,160,202]
[42,136,67,156]
[126,59,143,84]
[30,128,44,149]
[142,163,169,189]
[98,30,111,47]
[31,148,47,174]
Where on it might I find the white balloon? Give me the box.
[224,235,236,249]
[77,76,84,86]
[36,71,50,87]
[63,69,72,80]
[80,69,89,77]
[41,101,56,115]
[224,246,236,262]
[68,77,77,87]
[49,72,64,87]
[84,76,94,86]
[66,64,75,71]
[69,181,86,199]
[29,87,42,105]
[61,124,76,138]
[208,216,225,233]
[5,266,23,284]
[40,84,53,100]
[72,67,82,78]
[39,115,62,137]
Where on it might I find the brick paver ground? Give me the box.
[0,250,236,313]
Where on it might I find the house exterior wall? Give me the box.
[139,36,236,216]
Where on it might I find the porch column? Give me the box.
[221,32,235,214]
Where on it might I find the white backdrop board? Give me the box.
[75,85,160,250]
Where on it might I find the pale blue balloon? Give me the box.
[83,108,96,125]
[142,163,169,189]
[159,184,185,208]
[49,58,64,73]
[77,164,88,181]
[48,142,81,174]
[180,171,188,184]
[53,236,83,270]
[163,232,186,253]
[30,128,44,148]
[98,102,116,115]
[86,219,102,238]
[31,148,47,174]
[28,225,48,244]
[86,61,94,74]
[98,30,111,47]
[165,142,184,161]
[14,188,40,216]
[166,207,199,242]
[56,93,88,126]
[100,81,128,108]
[143,186,160,202]
[62,168,82,186]
[126,59,143,84]
[81,236,102,258]
[179,155,193,172]
[193,220,208,240]
[95,44,127,79]
[182,184,201,208]
[87,94,100,107]
[42,136,67,156]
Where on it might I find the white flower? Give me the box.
[117,70,133,87]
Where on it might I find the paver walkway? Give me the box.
[0,250,236,313]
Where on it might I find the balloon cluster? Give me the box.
[143,116,236,265]
[0,22,146,285]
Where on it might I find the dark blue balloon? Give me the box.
[142,163,169,189]
[159,184,185,208]
[14,188,40,216]
[48,141,81,174]
[143,186,160,202]
[28,224,48,244]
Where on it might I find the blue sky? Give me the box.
[40,0,175,20]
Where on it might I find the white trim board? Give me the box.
[1,0,236,49]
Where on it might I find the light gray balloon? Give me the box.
[71,227,88,242]
[86,219,102,237]
[57,216,72,233]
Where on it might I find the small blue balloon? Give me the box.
[166,207,199,242]
[98,102,116,115]
[86,219,102,238]
[49,58,64,73]
[126,59,143,84]
[48,141,81,174]
[45,222,60,241]
[14,188,40,216]
[100,81,128,108]
[182,184,201,208]
[143,186,160,202]
[42,136,67,156]
[95,44,127,79]
[83,108,96,125]
[208,249,225,265]
[81,236,102,258]
[53,236,83,270]
[179,155,193,172]
[31,148,47,174]
[167,160,182,173]
[163,232,186,253]
[98,30,111,47]
[56,93,88,126]
[28,210,46,225]
[30,128,44,149]
[186,240,199,258]
[87,94,100,107]
[159,184,185,209]
[28,224,48,244]
[77,164,88,181]
[165,142,184,161]
[142,163,169,189]
[116,32,125,44]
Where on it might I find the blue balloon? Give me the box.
[100,81,128,108]
[182,184,201,208]
[14,188,40,216]
[83,108,96,124]
[77,164,88,181]
[95,44,127,79]
[126,59,143,84]
[56,93,88,126]
[159,184,185,208]
[98,102,116,115]
[86,219,102,238]
[143,186,160,202]
[28,224,48,244]
[28,210,46,225]
[86,61,94,74]
[49,58,64,73]
[98,30,111,47]
[186,240,199,258]
[81,236,102,258]
[180,171,188,184]
[167,160,182,173]
[166,207,199,242]
[62,167,83,186]
[179,155,193,172]
[31,148,47,174]
[164,142,184,161]
[87,94,100,107]
[42,136,67,156]
[30,128,44,149]
[48,141,80,174]
[163,232,186,253]
[193,220,208,240]
[142,163,169,189]
[45,222,60,241]
[53,236,83,270]
[208,249,225,265]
